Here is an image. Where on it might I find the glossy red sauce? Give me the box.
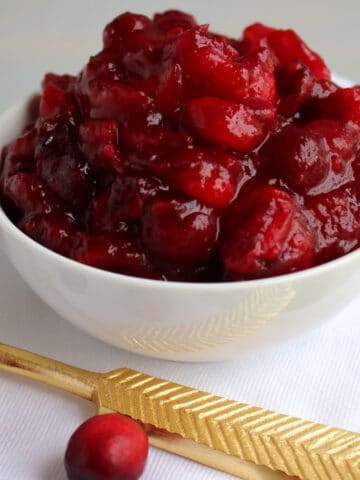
[1,10,360,281]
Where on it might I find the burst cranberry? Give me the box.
[40,75,78,120]
[19,210,77,256]
[72,231,161,278]
[311,86,360,125]
[35,114,78,159]
[65,414,149,480]
[176,26,276,102]
[242,23,330,80]
[79,120,122,183]
[260,120,359,194]
[0,127,36,187]
[123,42,184,117]
[3,173,60,216]
[183,97,276,151]
[261,124,329,192]
[141,196,219,264]
[103,12,153,51]
[221,186,315,279]
[89,82,156,126]
[161,148,240,209]
[276,63,316,117]
[37,152,93,214]
[153,10,196,33]
[304,186,360,263]
[91,174,165,231]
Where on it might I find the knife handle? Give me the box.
[0,343,97,400]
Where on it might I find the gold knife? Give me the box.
[0,342,358,480]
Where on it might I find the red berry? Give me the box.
[123,43,184,117]
[261,123,329,192]
[37,152,93,215]
[0,126,36,187]
[141,196,219,264]
[91,174,165,231]
[40,73,78,120]
[304,186,360,263]
[78,50,125,103]
[276,63,316,117]
[79,120,122,184]
[221,186,315,279]
[312,86,360,125]
[19,210,78,256]
[103,12,153,50]
[72,232,161,279]
[176,26,276,102]
[3,173,60,216]
[89,81,156,126]
[183,97,276,151]
[65,414,149,480]
[161,148,240,209]
[261,120,359,194]
[242,23,330,81]
[35,114,78,159]
[153,10,197,33]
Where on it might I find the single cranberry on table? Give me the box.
[65,413,149,480]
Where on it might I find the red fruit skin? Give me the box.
[242,23,330,81]
[221,186,315,279]
[79,120,122,185]
[159,148,241,209]
[37,153,93,215]
[72,232,162,279]
[35,114,78,160]
[141,197,219,265]
[153,10,197,33]
[88,81,156,126]
[65,414,149,480]
[91,174,165,232]
[123,41,185,118]
[0,127,36,188]
[3,173,60,216]
[183,97,276,151]
[276,63,316,117]
[40,73,78,120]
[260,123,329,192]
[304,186,360,264]
[103,12,153,51]
[260,120,359,194]
[19,211,78,256]
[310,87,360,126]
[176,26,276,102]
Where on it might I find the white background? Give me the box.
[0,1,360,479]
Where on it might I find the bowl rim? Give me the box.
[1,76,360,292]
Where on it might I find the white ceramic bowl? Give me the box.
[1,79,359,362]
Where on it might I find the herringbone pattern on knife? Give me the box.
[95,368,360,480]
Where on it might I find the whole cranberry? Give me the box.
[64,414,149,480]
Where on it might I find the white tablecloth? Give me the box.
[1,1,360,479]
